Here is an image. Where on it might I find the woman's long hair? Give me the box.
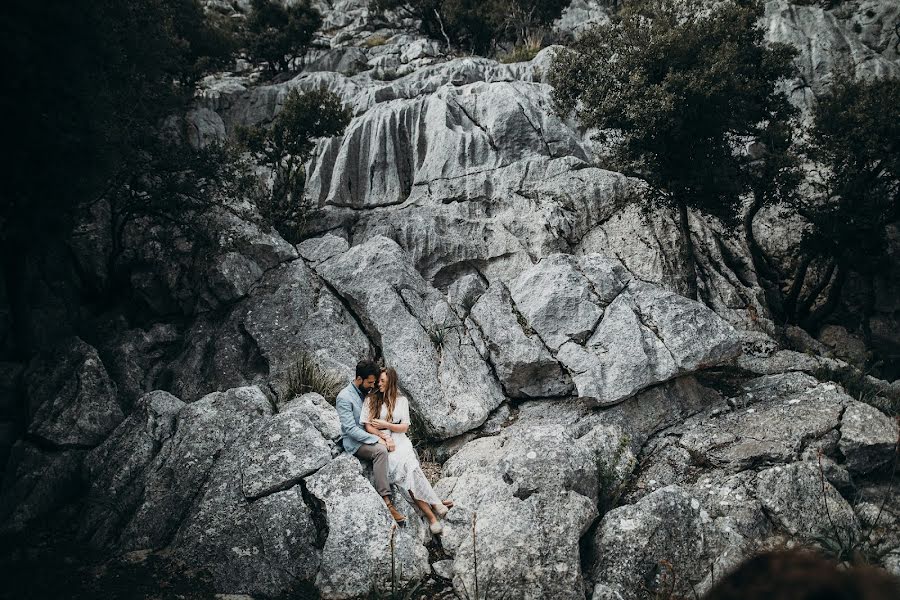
[368,366,399,421]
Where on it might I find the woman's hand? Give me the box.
[370,418,392,429]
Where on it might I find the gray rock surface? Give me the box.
[119,387,272,551]
[168,259,373,402]
[316,236,505,438]
[556,279,741,405]
[79,391,185,548]
[839,400,899,474]
[239,409,332,500]
[306,453,429,599]
[0,441,85,533]
[469,281,572,398]
[24,337,122,447]
[606,372,900,591]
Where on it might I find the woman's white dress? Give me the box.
[360,395,442,506]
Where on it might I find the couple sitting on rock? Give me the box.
[336,360,454,535]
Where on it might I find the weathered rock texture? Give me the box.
[3,0,900,597]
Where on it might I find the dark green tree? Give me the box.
[790,74,900,335]
[244,0,322,73]
[234,88,351,243]
[1,0,235,358]
[549,0,798,299]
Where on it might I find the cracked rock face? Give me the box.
[167,259,373,402]
[469,280,573,398]
[556,277,741,405]
[306,453,430,599]
[434,415,603,600]
[24,336,123,448]
[600,372,899,597]
[316,235,506,439]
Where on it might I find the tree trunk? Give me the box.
[783,254,813,322]
[802,265,847,334]
[744,190,785,321]
[677,200,698,300]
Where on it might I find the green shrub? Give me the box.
[233,87,351,242]
[549,0,798,300]
[244,0,322,72]
[281,350,345,402]
[793,75,900,332]
[498,31,543,63]
[371,0,570,55]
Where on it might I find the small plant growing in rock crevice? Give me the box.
[427,318,461,352]
[279,350,345,403]
[812,442,900,566]
[597,434,636,515]
[233,87,351,243]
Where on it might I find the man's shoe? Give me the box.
[384,498,407,524]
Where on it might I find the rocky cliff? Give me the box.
[1,1,899,598]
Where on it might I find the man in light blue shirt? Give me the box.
[336,359,406,523]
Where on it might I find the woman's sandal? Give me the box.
[432,500,454,518]
[429,520,444,535]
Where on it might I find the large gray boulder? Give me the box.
[24,337,122,447]
[171,439,321,597]
[838,400,899,475]
[756,461,860,540]
[469,281,572,398]
[79,390,185,548]
[168,259,373,402]
[306,453,430,599]
[117,387,272,551]
[556,279,741,405]
[590,485,749,600]
[239,409,332,500]
[316,236,505,439]
[508,254,605,351]
[605,372,900,588]
[433,414,608,599]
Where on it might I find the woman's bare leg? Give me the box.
[409,490,437,524]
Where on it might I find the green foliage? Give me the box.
[245,0,322,72]
[1,0,235,251]
[498,31,544,63]
[549,0,799,226]
[281,350,346,402]
[812,364,899,417]
[426,317,461,351]
[233,88,351,243]
[799,74,900,283]
[371,0,569,55]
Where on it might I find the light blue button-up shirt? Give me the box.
[336,382,379,454]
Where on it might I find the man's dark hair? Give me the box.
[355,360,380,380]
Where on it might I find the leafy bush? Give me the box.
[244,0,322,72]
[371,0,570,55]
[498,31,544,63]
[2,0,237,356]
[549,0,798,299]
[791,75,900,332]
[233,88,351,242]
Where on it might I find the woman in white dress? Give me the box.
[361,367,454,534]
